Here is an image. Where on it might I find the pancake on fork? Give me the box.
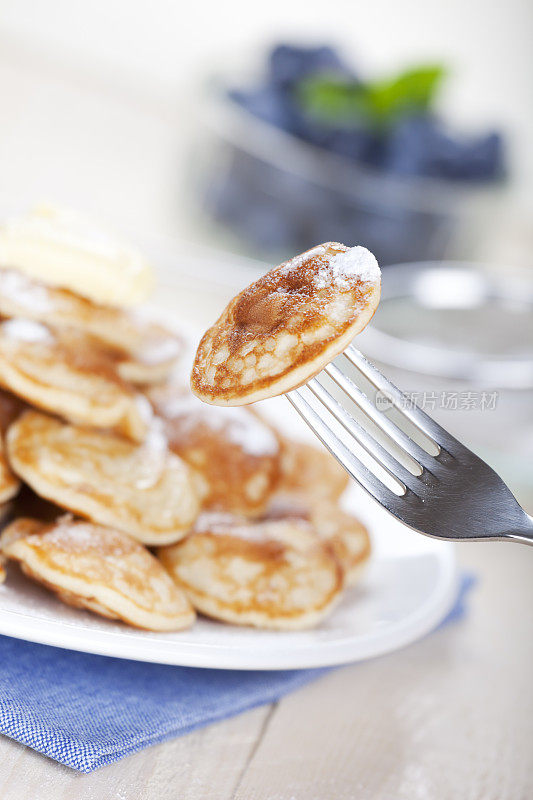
[0,318,150,440]
[147,383,281,516]
[1,516,195,630]
[0,268,182,385]
[157,511,344,630]
[191,243,380,405]
[7,411,202,546]
[263,495,370,587]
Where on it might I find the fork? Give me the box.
[287,345,533,545]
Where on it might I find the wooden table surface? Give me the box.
[1,541,531,800]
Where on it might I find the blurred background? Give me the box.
[0,0,532,504]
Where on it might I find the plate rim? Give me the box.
[0,542,458,670]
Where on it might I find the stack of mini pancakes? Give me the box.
[0,219,371,631]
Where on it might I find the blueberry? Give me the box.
[327,127,382,165]
[384,116,505,181]
[383,116,439,177]
[432,131,505,181]
[283,109,381,165]
[269,44,352,88]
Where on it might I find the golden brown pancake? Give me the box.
[278,437,349,502]
[0,268,182,384]
[263,495,370,587]
[147,383,281,516]
[157,511,344,630]
[7,411,202,546]
[191,242,381,405]
[0,318,150,440]
[1,516,195,630]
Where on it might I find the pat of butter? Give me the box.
[0,205,154,307]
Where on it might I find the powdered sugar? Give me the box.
[193,511,242,533]
[314,246,380,291]
[1,318,54,343]
[0,269,53,312]
[37,516,137,557]
[161,393,279,458]
[134,417,168,489]
[44,517,100,550]
[287,244,329,270]
[275,244,329,286]
[274,244,380,293]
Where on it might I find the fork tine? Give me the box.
[323,362,446,474]
[345,346,462,453]
[306,377,433,495]
[287,389,408,517]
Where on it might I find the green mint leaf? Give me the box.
[297,64,446,128]
[367,65,445,119]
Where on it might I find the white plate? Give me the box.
[0,242,458,669]
[0,489,457,669]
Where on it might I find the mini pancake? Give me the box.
[263,495,371,587]
[1,516,195,630]
[278,437,349,502]
[0,268,182,384]
[147,384,281,516]
[191,243,380,405]
[7,411,202,546]
[0,318,150,440]
[157,511,344,630]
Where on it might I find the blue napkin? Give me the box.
[0,574,474,772]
